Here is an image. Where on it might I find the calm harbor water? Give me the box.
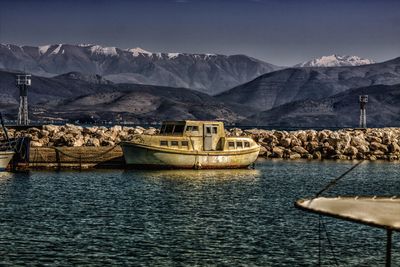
[0,159,399,266]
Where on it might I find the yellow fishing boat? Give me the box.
[120,120,260,169]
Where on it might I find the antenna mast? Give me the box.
[16,74,31,126]
[359,95,368,128]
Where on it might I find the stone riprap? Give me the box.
[2,124,157,148]
[238,128,400,161]
[2,124,400,160]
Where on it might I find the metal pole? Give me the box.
[386,229,392,267]
[318,215,322,266]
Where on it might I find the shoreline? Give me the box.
[3,124,400,170]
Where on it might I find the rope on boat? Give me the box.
[314,160,364,198]
[313,160,364,266]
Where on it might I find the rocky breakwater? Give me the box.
[3,124,400,161]
[229,128,400,161]
[1,124,158,148]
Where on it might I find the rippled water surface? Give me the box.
[0,159,399,266]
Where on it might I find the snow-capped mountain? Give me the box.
[295,54,375,67]
[0,43,280,94]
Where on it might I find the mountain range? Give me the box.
[1,43,400,127]
[0,43,280,95]
[217,57,400,111]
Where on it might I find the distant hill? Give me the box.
[241,83,400,128]
[43,86,247,123]
[295,54,375,67]
[0,43,280,95]
[0,70,248,123]
[216,57,400,112]
[0,70,114,107]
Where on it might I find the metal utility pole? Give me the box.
[16,74,31,126]
[359,95,368,128]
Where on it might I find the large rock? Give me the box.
[350,136,368,147]
[356,145,369,154]
[72,137,85,147]
[388,142,400,153]
[279,138,291,148]
[42,124,60,134]
[344,146,358,156]
[295,131,308,143]
[370,142,388,153]
[290,137,302,147]
[101,140,115,146]
[65,123,83,135]
[258,145,268,156]
[30,141,43,147]
[313,151,322,160]
[367,136,382,143]
[326,138,342,150]
[144,127,157,135]
[111,125,122,131]
[230,128,243,137]
[86,138,101,147]
[272,146,284,158]
[291,146,308,155]
[305,141,319,152]
[289,152,301,160]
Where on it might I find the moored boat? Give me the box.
[0,113,15,171]
[120,120,260,169]
[0,151,14,171]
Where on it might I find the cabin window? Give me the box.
[165,125,174,134]
[212,127,218,134]
[181,141,189,147]
[185,126,199,132]
[228,142,235,149]
[160,141,168,146]
[244,142,250,148]
[171,141,179,146]
[173,125,185,134]
[206,127,211,134]
[237,142,243,148]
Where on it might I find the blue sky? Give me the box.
[0,0,399,65]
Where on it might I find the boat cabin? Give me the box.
[159,120,226,151]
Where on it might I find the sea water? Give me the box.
[0,159,399,266]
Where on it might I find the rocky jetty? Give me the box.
[238,128,400,161]
[2,124,158,148]
[3,124,400,161]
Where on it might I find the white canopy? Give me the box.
[296,197,400,231]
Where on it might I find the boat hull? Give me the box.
[0,151,14,171]
[121,143,259,169]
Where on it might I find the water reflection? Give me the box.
[130,168,261,182]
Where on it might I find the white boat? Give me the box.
[0,151,14,171]
[295,162,399,266]
[0,113,15,171]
